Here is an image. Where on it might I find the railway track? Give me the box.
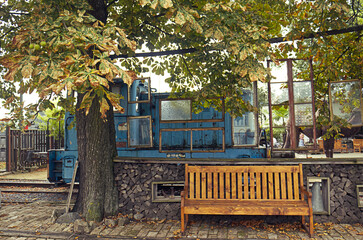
[0,180,78,203]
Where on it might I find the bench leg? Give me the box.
[301,215,305,225]
[181,208,188,234]
[309,213,314,237]
[301,215,314,238]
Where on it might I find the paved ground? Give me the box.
[0,167,48,180]
[0,201,362,240]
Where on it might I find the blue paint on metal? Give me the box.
[48,78,266,183]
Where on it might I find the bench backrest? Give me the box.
[184,164,305,201]
[353,139,363,146]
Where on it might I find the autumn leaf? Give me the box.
[139,0,151,7]
[99,97,110,118]
[159,0,173,9]
[21,63,33,78]
[175,10,186,25]
[150,0,158,9]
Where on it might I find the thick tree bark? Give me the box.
[70,0,118,222]
[74,93,118,221]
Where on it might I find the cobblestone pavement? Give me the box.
[0,201,362,240]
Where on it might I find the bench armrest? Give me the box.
[301,187,312,199]
[181,191,185,207]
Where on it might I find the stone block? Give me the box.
[74,219,90,234]
[104,218,117,228]
[56,212,81,224]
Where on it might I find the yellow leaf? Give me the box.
[213,28,224,40]
[21,63,33,78]
[175,11,186,25]
[139,0,151,7]
[159,0,173,8]
[150,0,158,9]
[239,49,248,61]
[100,98,110,118]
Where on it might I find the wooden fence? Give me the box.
[3,128,64,171]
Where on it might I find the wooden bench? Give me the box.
[181,164,313,237]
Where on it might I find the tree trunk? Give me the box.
[73,93,118,221]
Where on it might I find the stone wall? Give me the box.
[114,162,363,223]
[304,164,363,224]
[114,163,184,220]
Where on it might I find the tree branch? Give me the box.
[268,25,363,43]
[110,48,197,59]
[110,25,363,59]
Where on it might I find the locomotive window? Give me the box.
[233,88,258,146]
[128,116,153,148]
[160,99,192,121]
[233,112,257,146]
[329,80,362,126]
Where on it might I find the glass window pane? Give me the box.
[270,61,288,83]
[192,129,224,151]
[128,117,152,147]
[271,83,289,105]
[293,82,312,103]
[161,100,191,121]
[271,127,286,149]
[330,81,362,126]
[161,130,191,151]
[292,60,310,81]
[271,105,289,127]
[233,112,257,146]
[295,104,313,126]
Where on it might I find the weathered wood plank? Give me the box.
[256,172,261,199]
[201,172,206,199]
[207,172,213,199]
[238,172,243,199]
[196,171,201,199]
[214,172,218,199]
[185,164,189,197]
[243,172,248,199]
[190,172,195,199]
[268,172,274,199]
[184,205,310,216]
[187,165,300,173]
[299,164,305,200]
[231,172,237,199]
[293,172,300,200]
[250,173,255,199]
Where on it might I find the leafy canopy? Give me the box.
[0,0,361,128]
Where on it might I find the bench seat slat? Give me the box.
[183,204,310,216]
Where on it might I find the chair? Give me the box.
[353,139,362,153]
[334,139,348,153]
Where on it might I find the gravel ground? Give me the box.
[0,167,77,203]
[0,162,5,172]
[1,191,73,203]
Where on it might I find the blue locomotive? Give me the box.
[48,77,266,183]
